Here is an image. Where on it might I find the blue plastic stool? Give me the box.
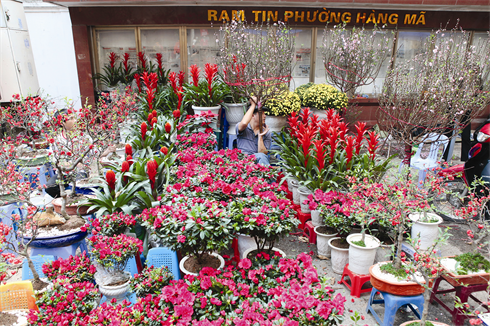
[22,255,55,280]
[19,164,54,195]
[366,287,424,326]
[124,256,139,277]
[146,247,180,280]
[226,134,237,150]
[0,203,23,254]
[30,238,88,260]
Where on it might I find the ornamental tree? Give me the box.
[378,26,490,166]
[218,20,295,131]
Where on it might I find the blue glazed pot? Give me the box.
[24,230,88,249]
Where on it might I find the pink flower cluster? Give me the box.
[88,234,142,271]
[42,252,96,283]
[90,212,137,236]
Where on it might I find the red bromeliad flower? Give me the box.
[134,74,141,93]
[313,139,326,171]
[155,53,163,75]
[147,160,158,190]
[190,64,200,87]
[165,122,172,133]
[345,135,355,167]
[327,127,339,164]
[288,112,299,138]
[121,161,130,183]
[125,144,132,157]
[297,124,316,167]
[169,72,178,94]
[367,131,380,161]
[109,52,117,69]
[147,112,153,124]
[122,53,130,71]
[106,170,116,191]
[151,117,157,127]
[126,155,133,167]
[173,109,181,119]
[178,71,185,88]
[354,122,367,155]
[141,122,147,140]
[299,107,311,125]
[160,146,168,155]
[204,63,218,97]
[137,52,147,70]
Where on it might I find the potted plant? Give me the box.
[89,211,137,236]
[294,82,314,105]
[222,84,248,135]
[88,233,142,304]
[41,252,96,283]
[263,89,302,132]
[184,63,227,129]
[409,212,443,250]
[129,265,174,298]
[301,84,348,118]
[93,51,123,91]
[138,196,235,275]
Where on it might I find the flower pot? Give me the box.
[328,237,349,274]
[441,257,490,286]
[265,115,288,133]
[374,243,393,264]
[242,247,286,260]
[180,253,225,276]
[399,320,450,326]
[52,196,93,216]
[237,234,259,258]
[409,213,443,250]
[315,226,338,258]
[369,262,425,296]
[347,233,380,275]
[286,177,296,193]
[298,186,313,213]
[192,105,220,130]
[223,103,246,135]
[290,179,300,205]
[96,271,131,305]
[311,210,323,227]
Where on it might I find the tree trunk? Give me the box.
[26,254,40,281]
[393,223,404,270]
[403,144,413,181]
[420,283,431,325]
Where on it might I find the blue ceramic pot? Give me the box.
[24,230,88,249]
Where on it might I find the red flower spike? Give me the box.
[147,160,158,190]
[147,112,153,124]
[367,131,380,161]
[152,110,157,117]
[151,117,157,127]
[121,161,130,184]
[105,170,116,191]
[204,63,218,97]
[160,146,168,155]
[165,122,171,133]
[126,155,133,167]
[137,52,146,70]
[125,144,132,157]
[327,127,339,164]
[190,64,200,87]
[354,122,367,155]
[155,53,163,75]
[345,135,355,168]
[313,140,326,171]
[169,72,178,94]
[134,74,141,93]
[109,52,117,69]
[178,71,185,88]
[173,109,181,119]
[123,53,130,71]
[141,122,147,140]
[300,107,311,125]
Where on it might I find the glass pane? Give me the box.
[315,28,327,85]
[141,29,181,73]
[187,28,220,71]
[472,31,489,48]
[395,31,431,66]
[290,28,312,90]
[96,29,136,73]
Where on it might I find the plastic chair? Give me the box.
[401,133,449,186]
[22,255,55,280]
[366,287,424,326]
[124,256,139,277]
[146,248,180,280]
[0,281,38,311]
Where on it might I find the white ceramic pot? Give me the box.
[242,247,286,260]
[223,103,247,135]
[286,177,296,192]
[311,210,323,227]
[328,237,349,274]
[310,108,328,120]
[96,271,131,305]
[179,253,225,276]
[375,243,393,264]
[192,105,221,130]
[237,233,259,258]
[290,179,300,205]
[298,186,313,213]
[315,226,337,258]
[409,213,443,250]
[265,115,288,133]
[347,233,381,275]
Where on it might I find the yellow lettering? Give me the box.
[267,10,278,22]
[307,10,318,22]
[219,10,229,21]
[284,11,294,22]
[232,10,245,21]
[252,11,261,22]
[295,11,305,22]
[366,11,376,24]
[388,13,398,24]
[208,10,218,21]
[262,11,266,21]
[404,14,417,25]
[377,13,387,24]
[342,12,351,23]
[318,11,329,23]
[416,12,426,25]
[356,12,366,23]
[330,12,340,23]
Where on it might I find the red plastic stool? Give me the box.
[339,264,372,298]
[292,204,301,212]
[231,238,240,263]
[286,191,293,201]
[302,221,316,244]
[297,211,311,230]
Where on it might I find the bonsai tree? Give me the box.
[322,24,394,97]
[378,26,490,167]
[218,20,295,132]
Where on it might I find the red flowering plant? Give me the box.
[175,132,217,152]
[184,63,228,107]
[176,110,218,138]
[88,234,142,283]
[137,195,236,271]
[88,211,137,236]
[315,190,356,237]
[274,108,392,191]
[93,51,123,89]
[129,265,174,298]
[41,252,96,283]
[27,279,99,325]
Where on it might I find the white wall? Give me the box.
[23,0,80,108]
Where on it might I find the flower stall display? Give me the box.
[138,196,235,275]
[129,265,174,298]
[302,84,348,114]
[88,234,143,303]
[27,279,100,325]
[41,252,96,283]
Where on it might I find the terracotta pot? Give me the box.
[441,257,490,286]
[52,196,93,216]
[369,262,425,296]
[399,320,450,326]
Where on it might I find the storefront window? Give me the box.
[95,29,136,73]
[395,31,431,66]
[290,28,312,90]
[141,29,181,73]
[187,28,220,71]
